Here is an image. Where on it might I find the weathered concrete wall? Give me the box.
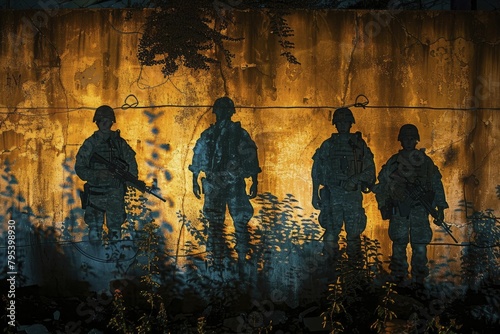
[0,9,499,288]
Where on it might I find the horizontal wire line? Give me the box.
[1,105,499,116]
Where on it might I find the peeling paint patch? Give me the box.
[0,130,24,154]
[74,59,102,90]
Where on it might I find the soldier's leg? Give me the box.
[409,207,433,284]
[343,193,366,266]
[227,180,254,276]
[319,189,343,263]
[106,188,127,241]
[344,206,367,265]
[202,178,227,267]
[84,197,105,242]
[388,215,410,282]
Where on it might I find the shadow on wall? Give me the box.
[1,124,500,332]
[0,109,175,294]
[1,157,500,332]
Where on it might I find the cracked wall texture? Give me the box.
[0,9,499,273]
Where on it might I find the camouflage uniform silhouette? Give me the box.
[312,108,375,265]
[189,97,261,272]
[75,105,138,241]
[375,124,448,285]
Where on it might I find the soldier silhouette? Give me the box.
[375,124,448,288]
[189,97,261,276]
[75,105,138,242]
[311,107,375,268]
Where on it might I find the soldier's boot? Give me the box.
[237,253,247,279]
[88,226,102,244]
[411,244,429,290]
[322,234,340,268]
[208,238,225,271]
[390,243,410,287]
[390,272,410,289]
[234,230,250,280]
[411,278,425,293]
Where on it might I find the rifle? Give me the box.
[91,153,166,202]
[407,182,458,243]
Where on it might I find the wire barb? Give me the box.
[353,94,369,109]
[121,94,140,109]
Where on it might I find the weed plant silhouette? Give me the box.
[252,192,324,302]
[321,234,387,333]
[178,209,234,280]
[108,218,169,333]
[180,210,255,330]
[177,210,209,279]
[360,235,386,282]
[108,288,135,334]
[410,189,500,333]
[136,221,169,333]
[457,204,500,330]
[0,159,49,286]
[461,209,500,290]
[0,159,26,283]
[179,191,329,329]
[370,282,397,334]
[107,111,176,333]
[60,155,85,241]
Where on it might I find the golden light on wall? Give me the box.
[0,8,499,293]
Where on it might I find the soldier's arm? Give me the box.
[237,129,261,199]
[120,139,138,177]
[430,163,449,209]
[432,172,448,222]
[75,138,100,183]
[311,153,322,209]
[358,143,376,186]
[373,158,396,205]
[189,129,212,175]
[239,128,262,176]
[248,174,259,199]
[192,172,202,199]
[189,135,208,199]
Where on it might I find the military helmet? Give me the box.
[213,97,235,117]
[93,105,116,123]
[398,124,420,141]
[332,107,355,125]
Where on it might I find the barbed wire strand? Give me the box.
[1,93,499,116]
[1,105,499,114]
